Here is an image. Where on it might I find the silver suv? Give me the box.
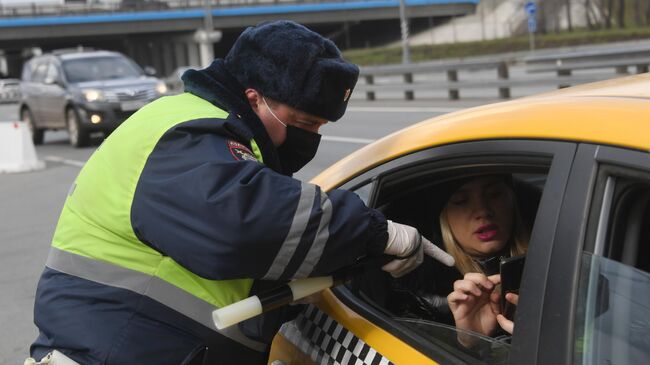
[19,49,167,147]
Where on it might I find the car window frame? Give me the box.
[336,139,577,365]
[540,143,650,365]
[567,145,650,365]
[31,59,50,84]
[49,59,68,86]
[584,146,650,255]
[44,62,61,85]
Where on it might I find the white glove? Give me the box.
[382,220,455,278]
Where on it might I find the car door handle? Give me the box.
[270,361,286,365]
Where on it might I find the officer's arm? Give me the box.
[131,133,386,280]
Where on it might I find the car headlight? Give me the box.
[155,82,168,95]
[83,89,104,102]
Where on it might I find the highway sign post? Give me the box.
[525,1,537,52]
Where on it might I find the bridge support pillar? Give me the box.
[120,31,223,78]
[194,29,223,68]
[174,43,189,70]
[199,43,214,69]
[187,43,201,69]
[1,50,24,78]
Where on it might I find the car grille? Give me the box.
[104,88,157,102]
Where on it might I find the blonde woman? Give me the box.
[386,174,533,332]
[442,174,530,347]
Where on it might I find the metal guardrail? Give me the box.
[357,45,650,101]
[358,57,515,101]
[524,44,650,88]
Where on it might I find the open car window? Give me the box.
[344,148,554,364]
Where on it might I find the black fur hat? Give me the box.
[224,20,359,122]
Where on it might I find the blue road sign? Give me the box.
[528,17,537,33]
[525,1,537,15]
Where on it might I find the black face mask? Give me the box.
[277,125,322,175]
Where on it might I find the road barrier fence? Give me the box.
[357,43,650,101]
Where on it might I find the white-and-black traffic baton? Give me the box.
[212,255,392,330]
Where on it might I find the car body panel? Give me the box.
[40,81,67,125]
[269,334,317,365]
[268,290,437,365]
[269,74,650,365]
[320,290,436,364]
[314,74,650,191]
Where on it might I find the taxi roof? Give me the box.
[313,74,650,189]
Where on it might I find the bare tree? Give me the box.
[586,0,607,28]
[617,0,625,28]
[566,0,573,30]
[550,0,562,33]
[605,0,614,28]
[634,0,642,26]
[585,0,594,28]
[538,0,547,33]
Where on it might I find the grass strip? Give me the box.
[344,26,650,66]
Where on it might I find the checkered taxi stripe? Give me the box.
[279,304,394,365]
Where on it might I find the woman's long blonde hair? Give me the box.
[438,183,529,275]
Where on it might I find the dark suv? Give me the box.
[19,49,167,147]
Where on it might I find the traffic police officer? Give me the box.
[30,21,453,364]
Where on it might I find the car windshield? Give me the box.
[62,56,143,83]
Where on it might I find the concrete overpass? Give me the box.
[0,0,478,77]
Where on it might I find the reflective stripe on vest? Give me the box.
[50,93,260,349]
[250,139,264,163]
[46,247,266,352]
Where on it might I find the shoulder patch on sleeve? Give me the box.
[227,140,258,162]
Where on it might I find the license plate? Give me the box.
[120,100,146,111]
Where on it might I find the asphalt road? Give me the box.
[0,98,488,364]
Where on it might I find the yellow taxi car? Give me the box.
[267,74,650,365]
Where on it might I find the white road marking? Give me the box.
[321,136,375,144]
[346,106,461,113]
[42,136,374,164]
[44,155,85,167]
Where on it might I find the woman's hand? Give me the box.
[496,293,518,334]
[447,273,501,348]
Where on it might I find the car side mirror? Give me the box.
[144,66,157,76]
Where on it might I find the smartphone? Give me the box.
[499,254,526,321]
